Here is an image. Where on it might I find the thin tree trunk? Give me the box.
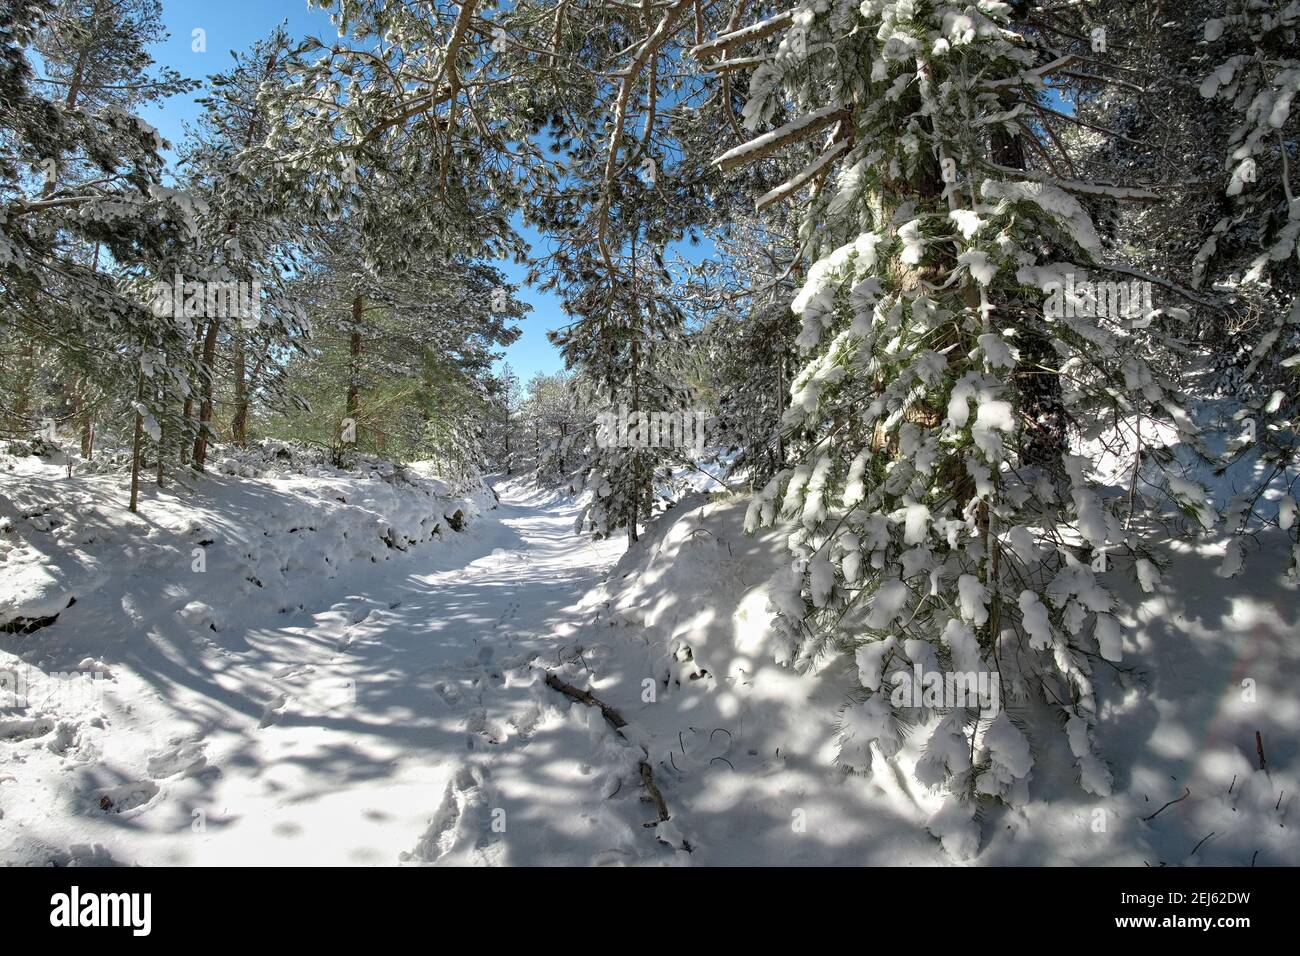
[347,295,363,419]
[11,339,36,427]
[775,351,785,467]
[129,368,145,513]
[231,327,248,446]
[627,228,641,545]
[191,317,220,471]
[81,413,94,460]
[155,385,166,487]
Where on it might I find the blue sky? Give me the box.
[136,0,577,384]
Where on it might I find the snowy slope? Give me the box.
[2,442,1294,866]
[543,492,951,864]
[0,452,535,865]
[550,490,1299,865]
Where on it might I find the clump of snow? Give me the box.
[866,578,911,629]
[975,713,1033,801]
[926,797,980,861]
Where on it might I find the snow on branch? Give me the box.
[702,53,774,74]
[595,0,694,270]
[689,9,795,60]
[543,672,685,848]
[982,163,1162,203]
[755,139,848,211]
[712,105,849,173]
[979,54,1075,91]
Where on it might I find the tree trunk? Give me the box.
[180,338,201,465]
[231,327,248,446]
[129,368,145,513]
[191,317,220,471]
[775,351,785,468]
[155,385,166,487]
[627,482,639,545]
[346,294,363,420]
[11,339,36,429]
[81,414,94,460]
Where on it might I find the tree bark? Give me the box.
[155,384,166,487]
[346,294,363,420]
[180,337,202,465]
[81,414,94,460]
[129,368,145,513]
[191,317,221,471]
[231,326,248,446]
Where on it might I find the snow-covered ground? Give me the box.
[566,492,1299,864]
[2,446,1296,865]
[0,458,629,864]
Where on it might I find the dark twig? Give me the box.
[1189,831,1215,857]
[639,762,671,824]
[544,672,626,728]
[1143,786,1190,822]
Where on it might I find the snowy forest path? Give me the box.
[205,479,632,865]
[1,478,639,866]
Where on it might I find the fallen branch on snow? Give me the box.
[542,672,684,847]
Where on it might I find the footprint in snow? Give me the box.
[433,681,462,707]
[464,708,509,745]
[400,765,501,865]
[507,703,542,741]
[95,780,160,817]
[146,739,208,779]
[272,664,314,681]
[258,693,290,728]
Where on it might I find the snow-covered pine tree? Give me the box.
[482,361,522,476]
[19,0,195,461]
[511,0,735,543]
[248,3,542,473]
[1196,2,1300,577]
[145,34,305,476]
[171,28,306,472]
[702,0,1202,856]
[515,371,586,484]
[682,204,804,485]
[273,225,523,470]
[256,0,538,271]
[548,232,696,542]
[1,0,200,511]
